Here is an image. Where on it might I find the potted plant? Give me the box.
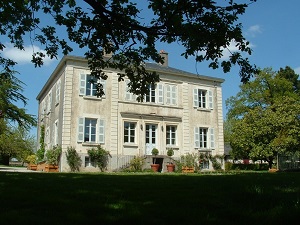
[181,153,196,173]
[166,148,175,172]
[26,154,37,170]
[150,148,159,172]
[45,146,62,172]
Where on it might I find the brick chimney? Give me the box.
[159,50,168,67]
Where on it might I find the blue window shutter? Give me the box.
[172,85,177,105]
[79,74,86,96]
[208,90,213,109]
[210,128,215,149]
[193,89,198,108]
[78,117,84,142]
[158,83,164,104]
[125,80,131,100]
[166,84,171,104]
[194,127,199,148]
[99,119,105,143]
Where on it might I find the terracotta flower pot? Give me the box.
[166,164,175,172]
[151,164,160,172]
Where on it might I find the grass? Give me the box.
[0,171,299,225]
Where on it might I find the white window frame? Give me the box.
[47,90,52,113]
[193,88,213,110]
[85,156,96,167]
[77,117,105,144]
[166,125,177,146]
[194,127,215,150]
[125,79,136,101]
[53,120,59,146]
[55,79,61,105]
[79,73,106,97]
[124,121,136,144]
[166,84,177,106]
[145,83,164,104]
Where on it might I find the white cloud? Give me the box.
[2,44,55,66]
[294,67,300,75]
[246,25,262,37]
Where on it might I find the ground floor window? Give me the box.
[124,122,136,143]
[195,127,215,149]
[85,156,96,167]
[166,125,176,146]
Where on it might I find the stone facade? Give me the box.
[36,55,224,172]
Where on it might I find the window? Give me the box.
[193,89,213,109]
[145,84,163,104]
[85,156,96,167]
[77,117,105,143]
[124,122,136,143]
[47,90,52,113]
[166,125,176,146]
[79,74,106,97]
[125,79,136,101]
[146,84,156,102]
[55,79,61,105]
[166,84,177,105]
[53,120,59,146]
[194,127,215,149]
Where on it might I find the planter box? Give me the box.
[45,165,59,172]
[27,164,37,171]
[182,166,194,173]
[268,168,278,173]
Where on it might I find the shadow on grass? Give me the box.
[0,172,299,225]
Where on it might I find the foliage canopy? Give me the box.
[226,67,300,168]
[1,0,257,100]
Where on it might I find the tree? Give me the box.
[226,67,300,168]
[1,0,257,100]
[0,70,36,129]
[0,121,36,165]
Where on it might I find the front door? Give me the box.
[145,124,157,155]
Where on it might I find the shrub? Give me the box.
[87,145,110,172]
[129,156,145,172]
[167,148,174,157]
[180,153,197,167]
[228,163,269,171]
[26,154,37,164]
[46,146,62,166]
[66,147,82,172]
[225,162,233,171]
[209,154,224,171]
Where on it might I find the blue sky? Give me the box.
[2,0,300,136]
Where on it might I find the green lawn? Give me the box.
[0,171,299,225]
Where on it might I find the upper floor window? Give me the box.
[124,122,136,144]
[166,84,177,105]
[125,80,136,101]
[194,127,215,149]
[166,125,177,146]
[79,74,106,97]
[193,88,213,109]
[47,90,52,113]
[146,84,157,103]
[55,79,61,105]
[77,117,105,143]
[53,120,59,146]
